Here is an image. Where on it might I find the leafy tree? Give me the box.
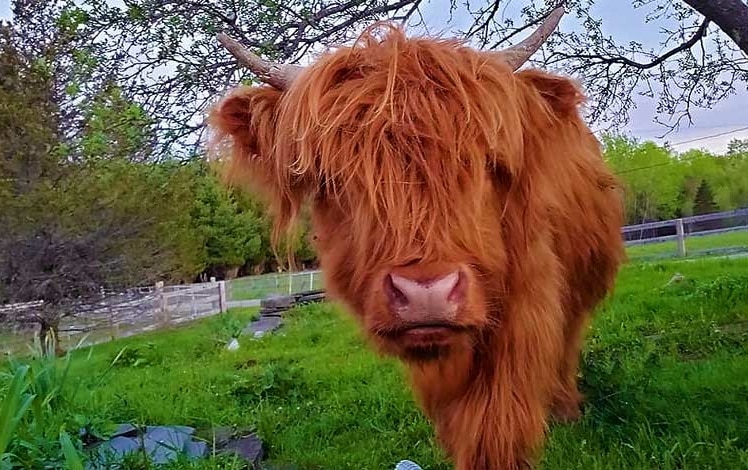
[727,138,748,156]
[0,24,61,193]
[602,134,748,226]
[6,0,424,158]
[0,25,202,349]
[721,152,748,209]
[190,163,264,279]
[602,135,683,223]
[0,158,204,353]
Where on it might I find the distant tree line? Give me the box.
[602,135,748,226]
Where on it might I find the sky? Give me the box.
[2,1,746,154]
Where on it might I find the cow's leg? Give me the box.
[550,310,590,423]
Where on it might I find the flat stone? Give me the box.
[220,433,263,465]
[90,436,140,464]
[185,440,208,459]
[86,424,204,468]
[243,317,282,337]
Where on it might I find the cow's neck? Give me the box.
[406,344,478,418]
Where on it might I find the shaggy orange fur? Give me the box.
[208,24,625,469]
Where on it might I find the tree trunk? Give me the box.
[683,0,748,54]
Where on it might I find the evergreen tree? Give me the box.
[693,179,719,215]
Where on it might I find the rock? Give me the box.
[665,272,685,287]
[110,423,138,438]
[220,433,264,467]
[86,424,205,469]
[91,435,140,462]
[227,338,240,351]
[142,426,196,464]
[243,317,282,338]
[207,426,235,447]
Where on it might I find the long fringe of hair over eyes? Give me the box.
[259,23,534,267]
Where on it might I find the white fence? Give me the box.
[623,208,748,259]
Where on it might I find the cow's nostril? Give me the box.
[384,274,410,306]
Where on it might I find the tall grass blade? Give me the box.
[0,365,35,456]
[59,431,85,470]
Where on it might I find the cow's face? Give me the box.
[209,26,584,362]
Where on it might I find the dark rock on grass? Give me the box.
[243,316,282,338]
[86,424,266,468]
[218,433,264,467]
[86,425,206,468]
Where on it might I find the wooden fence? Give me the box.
[0,281,232,354]
[1,272,323,355]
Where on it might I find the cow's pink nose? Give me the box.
[384,270,465,322]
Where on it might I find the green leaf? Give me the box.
[0,365,35,456]
[59,431,85,470]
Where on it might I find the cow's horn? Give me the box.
[217,33,304,90]
[490,6,565,71]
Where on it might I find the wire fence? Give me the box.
[227,270,324,304]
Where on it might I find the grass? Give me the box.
[2,258,748,469]
[626,229,748,261]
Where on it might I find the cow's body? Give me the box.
[209,20,625,469]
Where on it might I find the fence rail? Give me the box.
[0,280,232,354]
[1,271,325,355]
[623,208,748,259]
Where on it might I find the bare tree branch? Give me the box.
[549,19,711,70]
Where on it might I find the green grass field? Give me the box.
[626,229,748,260]
[2,257,748,469]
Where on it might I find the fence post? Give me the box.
[675,218,686,257]
[156,281,168,325]
[218,280,227,313]
[309,271,314,290]
[190,289,196,317]
[288,273,293,295]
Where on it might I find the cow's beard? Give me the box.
[372,325,478,364]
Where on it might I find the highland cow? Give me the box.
[208,7,625,469]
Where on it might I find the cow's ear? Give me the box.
[515,69,585,118]
[208,85,307,249]
[208,84,284,194]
